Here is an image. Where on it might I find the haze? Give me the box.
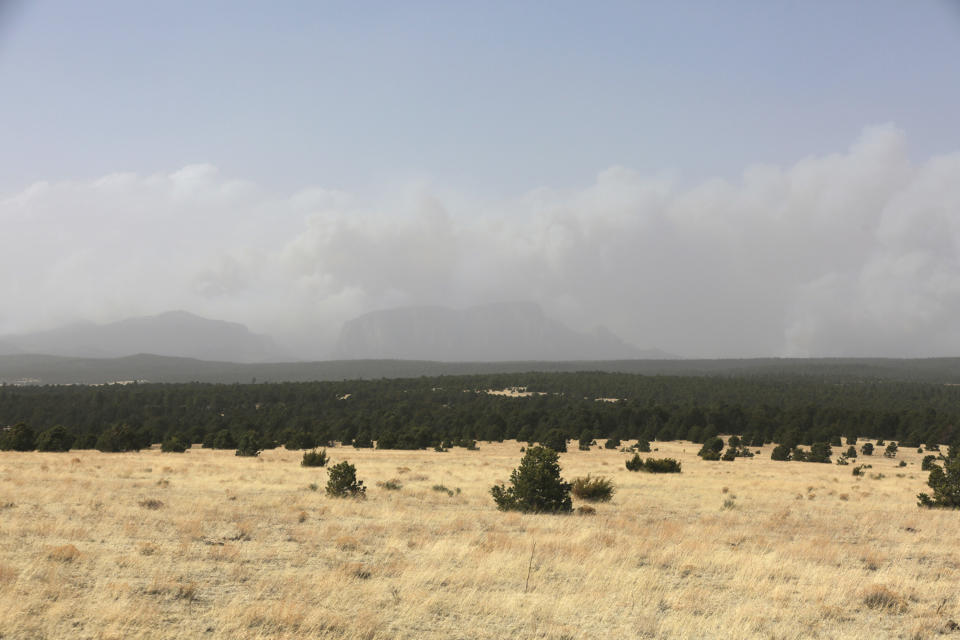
[2,2,960,359]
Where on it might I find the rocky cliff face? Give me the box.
[333,302,662,361]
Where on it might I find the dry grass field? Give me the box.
[1,440,958,639]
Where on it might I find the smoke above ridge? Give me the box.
[2,124,959,359]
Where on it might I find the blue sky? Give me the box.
[2,1,958,194]
[2,2,960,358]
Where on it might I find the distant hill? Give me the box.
[333,302,671,361]
[0,311,288,363]
[4,353,960,386]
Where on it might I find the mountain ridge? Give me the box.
[333,301,669,361]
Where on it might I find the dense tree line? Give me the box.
[1,372,960,452]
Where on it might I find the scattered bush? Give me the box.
[698,437,724,461]
[234,430,262,457]
[432,484,455,496]
[807,442,832,463]
[160,435,189,453]
[570,475,615,502]
[352,432,374,448]
[578,431,593,451]
[35,425,73,452]
[326,461,366,498]
[771,444,791,461]
[898,460,907,468]
[852,464,872,477]
[0,423,36,451]
[490,446,572,513]
[861,584,907,612]
[641,457,682,473]
[95,424,141,453]
[301,448,329,467]
[377,479,402,491]
[625,453,644,471]
[538,429,567,453]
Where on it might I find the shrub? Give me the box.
[160,435,189,453]
[721,448,737,461]
[577,431,592,451]
[770,444,791,461]
[625,453,644,471]
[377,479,403,491]
[352,432,374,448]
[536,429,567,453]
[0,423,36,451]
[698,437,724,460]
[808,442,832,463]
[635,439,651,452]
[861,584,907,613]
[922,455,938,471]
[35,425,73,452]
[641,457,682,473]
[203,429,236,450]
[95,424,141,453]
[570,475,615,502]
[301,448,329,467]
[234,430,262,457]
[898,460,907,467]
[852,464,872,477]
[604,437,621,450]
[326,461,366,498]
[432,484,455,496]
[490,446,572,513]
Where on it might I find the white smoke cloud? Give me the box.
[2,124,959,358]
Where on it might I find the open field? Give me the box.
[1,441,958,639]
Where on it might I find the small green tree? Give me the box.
[808,442,832,463]
[604,437,621,450]
[770,444,791,461]
[577,430,592,451]
[918,457,960,508]
[884,442,898,458]
[538,429,567,453]
[861,442,874,456]
[326,461,366,498]
[698,436,724,460]
[0,423,37,451]
[35,425,73,452]
[235,430,262,457]
[490,446,572,513]
[845,445,857,459]
[161,435,189,453]
[625,453,644,471]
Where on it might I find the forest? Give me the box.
[1,370,959,453]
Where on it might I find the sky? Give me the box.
[2,1,960,358]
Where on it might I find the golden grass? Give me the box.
[0,441,958,639]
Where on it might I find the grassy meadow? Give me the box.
[0,440,957,639]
